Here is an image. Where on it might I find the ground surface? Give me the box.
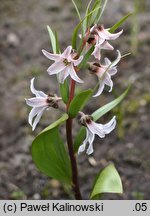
[0,0,150,199]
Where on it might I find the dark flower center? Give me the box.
[46,95,58,109]
[63,58,71,66]
[87,36,96,45]
[88,63,100,74]
[97,25,103,31]
[79,115,93,126]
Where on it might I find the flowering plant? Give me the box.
[25,0,130,199]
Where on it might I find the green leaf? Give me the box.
[92,86,130,121]
[72,0,82,22]
[109,13,132,33]
[32,114,72,184]
[59,80,69,104]
[96,0,107,23]
[82,0,93,34]
[68,89,92,118]
[74,87,130,153]
[78,46,94,69]
[72,6,101,50]
[39,113,68,134]
[47,25,57,54]
[90,164,123,199]
[72,20,82,50]
[90,0,101,25]
[54,30,60,54]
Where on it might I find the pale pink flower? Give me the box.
[92,34,114,60]
[89,50,121,97]
[91,24,123,41]
[88,24,123,60]
[42,46,83,84]
[25,78,61,130]
[78,113,116,155]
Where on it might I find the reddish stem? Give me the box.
[66,118,82,199]
[66,79,76,112]
[79,27,90,55]
[65,30,91,199]
[66,78,82,200]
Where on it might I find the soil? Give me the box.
[0,0,150,200]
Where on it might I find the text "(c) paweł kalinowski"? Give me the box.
[20,202,104,212]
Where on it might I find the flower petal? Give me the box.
[30,78,47,97]
[108,68,117,76]
[28,107,42,126]
[47,60,66,75]
[93,80,105,97]
[58,68,69,84]
[110,50,121,67]
[100,40,114,50]
[97,67,107,78]
[25,98,48,107]
[72,55,83,66]
[102,116,116,134]
[92,44,101,60]
[87,122,105,138]
[69,64,84,83]
[42,49,61,61]
[86,131,95,155]
[32,106,46,131]
[61,46,72,58]
[98,27,123,40]
[78,143,86,154]
[78,128,89,154]
[90,24,97,33]
[104,57,111,65]
[92,38,114,60]
[104,73,113,92]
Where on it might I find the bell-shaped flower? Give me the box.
[89,50,121,97]
[91,24,123,42]
[78,113,116,155]
[92,35,114,60]
[42,46,83,84]
[25,78,61,131]
[88,24,123,60]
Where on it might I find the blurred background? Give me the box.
[0,0,149,199]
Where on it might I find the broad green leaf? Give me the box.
[59,80,69,104]
[72,0,82,22]
[109,13,132,33]
[90,164,123,199]
[32,114,72,184]
[47,25,57,54]
[39,113,68,134]
[74,87,130,153]
[68,89,92,118]
[78,46,94,69]
[92,86,130,121]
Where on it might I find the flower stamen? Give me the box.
[79,114,93,126]
[63,58,71,66]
